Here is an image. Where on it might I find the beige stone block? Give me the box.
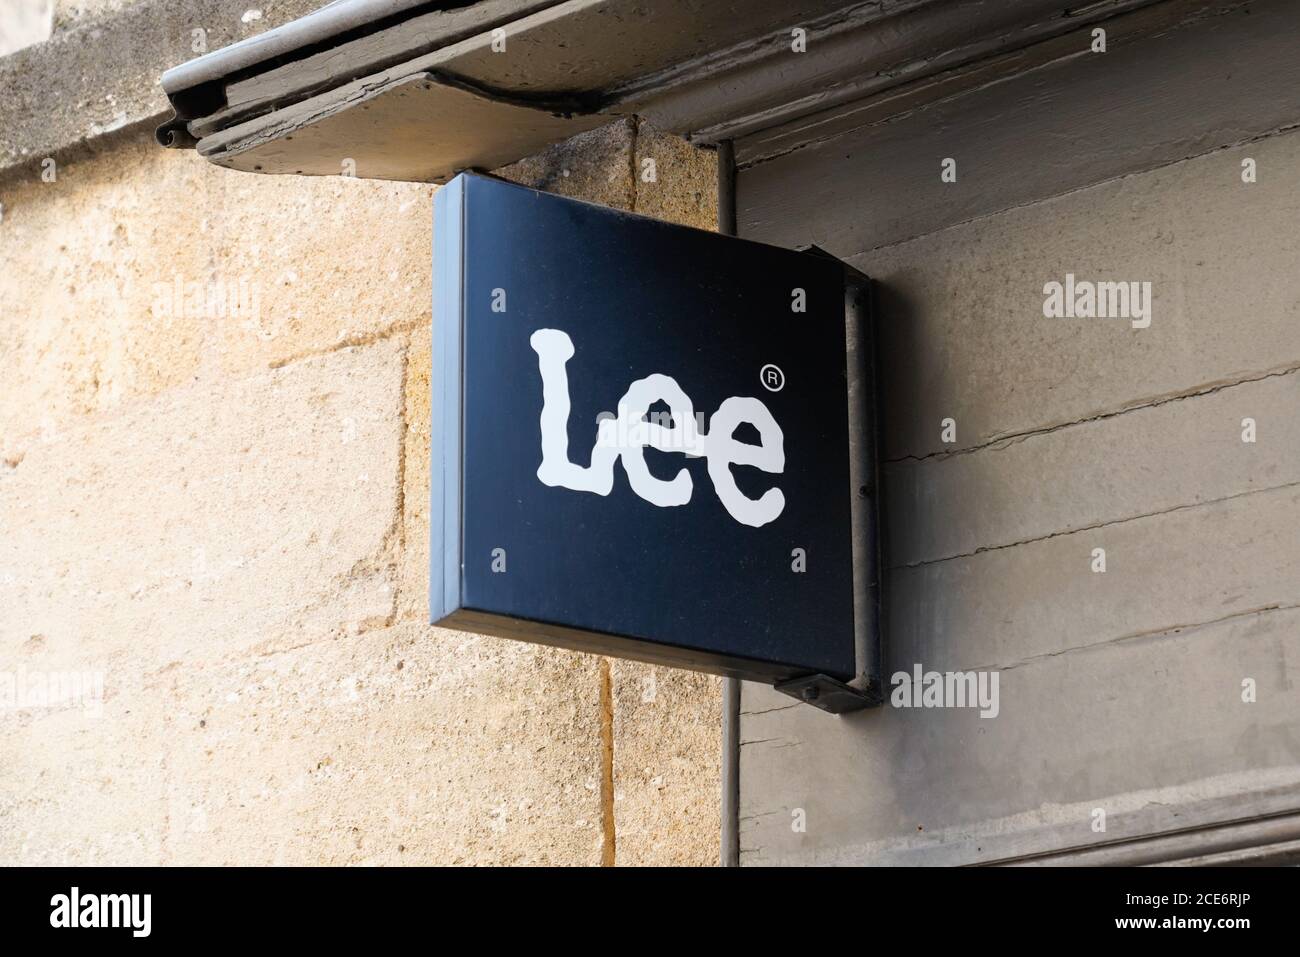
[497,119,636,211]
[633,123,717,230]
[497,119,721,866]
[0,135,434,461]
[611,662,721,866]
[155,622,606,865]
[0,138,216,460]
[204,159,436,379]
[0,338,404,673]
[0,619,608,865]
[0,657,165,865]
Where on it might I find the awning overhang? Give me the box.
[157,0,1178,182]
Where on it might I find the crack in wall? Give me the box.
[740,702,800,717]
[893,477,1300,570]
[628,114,641,213]
[886,363,1300,466]
[598,658,616,867]
[266,320,423,370]
[384,336,411,629]
[979,601,1300,675]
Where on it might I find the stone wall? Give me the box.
[0,2,719,865]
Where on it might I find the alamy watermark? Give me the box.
[1043,273,1151,329]
[890,664,1000,718]
[151,274,261,322]
[50,887,150,937]
[0,667,104,718]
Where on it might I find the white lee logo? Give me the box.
[530,328,786,527]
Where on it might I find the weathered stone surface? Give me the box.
[0,618,608,865]
[633,122,717,228]
[155,622,606,865]
[1,92,721,865]
[0,0,324,172]
[396,321,432,625]
[497,119,637,210]
[0,339,405,672]
[735,116,1300,868]
[505,117,725,866]
[0,659,166,865]
[611,663,721,866]
[428,120,724,865]
[53,0,141,31]
[0,135,435,463]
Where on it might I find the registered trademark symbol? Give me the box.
[760,364,785,392]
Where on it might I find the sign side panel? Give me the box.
[430,175,466,622]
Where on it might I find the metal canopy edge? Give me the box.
[160,0,442,95]
[199,72,608,182]
[155,0,1190,181]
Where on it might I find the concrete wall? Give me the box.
[734,23,1300,862]
[0,1,719,864]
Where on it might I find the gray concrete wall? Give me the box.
[734,19,1300,863]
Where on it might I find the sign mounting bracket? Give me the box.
[772,258,884,715]
[774,673,883,714]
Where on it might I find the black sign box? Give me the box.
[432,172,869,684]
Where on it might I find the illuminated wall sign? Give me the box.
[432,172,875,697]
